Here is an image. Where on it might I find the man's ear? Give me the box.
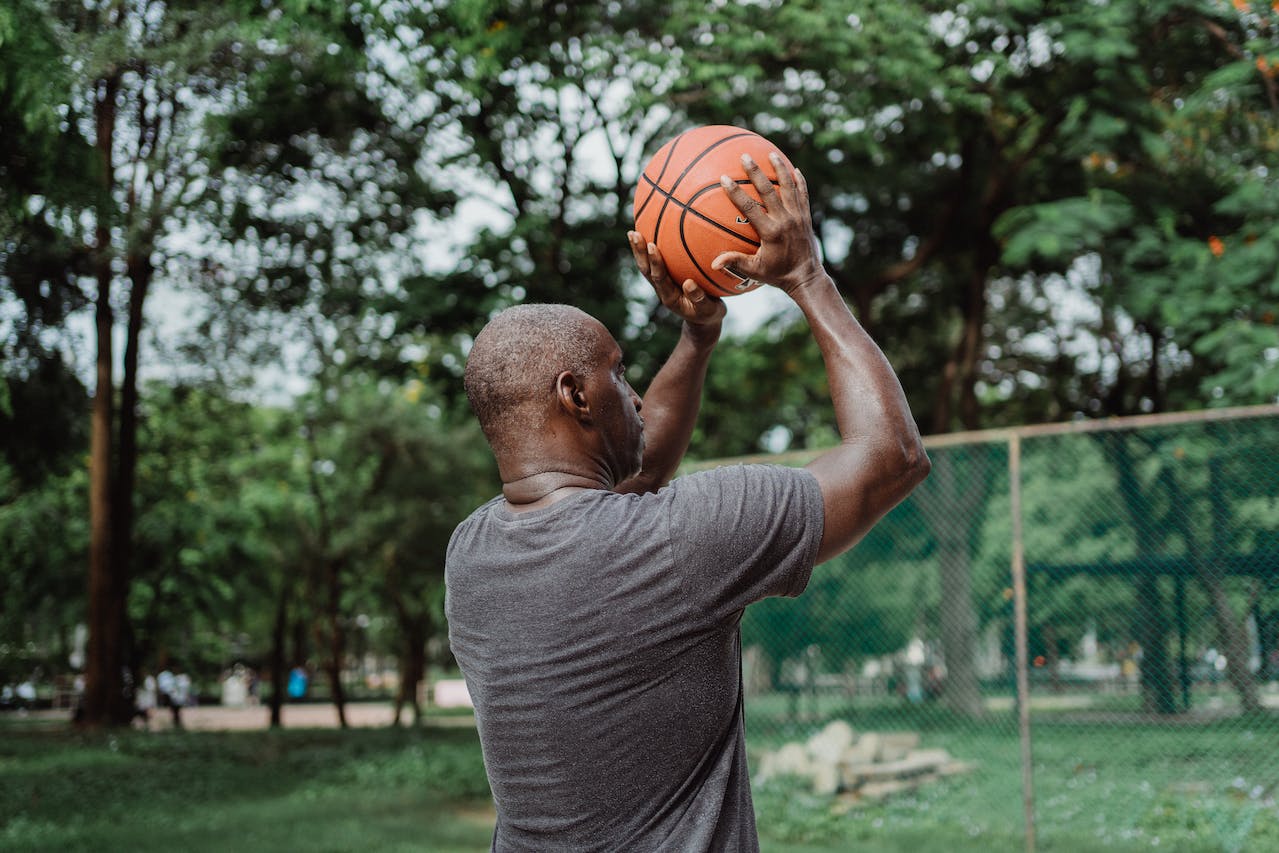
[555,371,591,423]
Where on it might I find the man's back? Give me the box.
[445,464,823,852]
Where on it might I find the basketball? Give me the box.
[633,125,795,298]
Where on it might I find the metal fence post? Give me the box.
[1009,432,1036,853]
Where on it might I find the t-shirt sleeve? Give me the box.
[665,464,824,622]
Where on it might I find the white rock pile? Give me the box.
[753,720,973,801]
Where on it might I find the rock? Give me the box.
[841,748,951,790]
[842,732,880,766]
[756,745,804,784]
[764,727,972,804]
[812,761,841,796]
[904,748,952,767]
[859,778,916,800]
[806,720,855,764]
[877,731,921,762]
[839,761,875,790]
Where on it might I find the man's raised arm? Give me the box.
[614,231,725,494]
[713,154,930,563]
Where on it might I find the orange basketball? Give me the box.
[633,125,795,298]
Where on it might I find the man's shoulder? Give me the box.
[446,495,504,554]
[670,462,814,494]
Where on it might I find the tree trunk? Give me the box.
[1107,434,1177,714]
[956,243,994,431]
[105,253,150,719]
[83,73,128,728]
[1198,575,1260,712]
[936,530,984,716]
[1133,575,1177,714]
[1165,455,1261,713]
[268,573,290,728]
[931,229,993,433]
[303,421,347,727]
[394,621,427,727]
[323,557,348,729]
[1045,623,1062,693]
[919,234,996,718]
[916,451,990,717]
[111,253,151,588]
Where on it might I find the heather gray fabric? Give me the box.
[445,464,824,852]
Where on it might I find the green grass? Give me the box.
[752,708,1279,853]
[3,710,1278,852]
[0,725,495,852]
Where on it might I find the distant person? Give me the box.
[287,666,309,701]
[135,672,157,728]
[446,155,929,849]
[157,667,189,729]
[15,678,36,713]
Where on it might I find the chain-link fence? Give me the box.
[714,405,1279,851]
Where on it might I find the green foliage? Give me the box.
[0,463,88,681]
[996,191,1136,267]
[292,370,497,668]
[2,0,1276,750]
[126,385,276,669]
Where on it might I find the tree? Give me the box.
[663,0,1278,717]
[126,384,270,690]
[395,0,699,392]
[338,382,495,725]
[4,0,381,726]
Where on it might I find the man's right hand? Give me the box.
[711,152,827,296]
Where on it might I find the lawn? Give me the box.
[0,722,495,853]
[3,709,1278,852]
[752,704,1279,853]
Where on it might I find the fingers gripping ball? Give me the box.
[633,125,796,298]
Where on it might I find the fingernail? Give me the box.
[741,153,754,167]
[720,175,733,188]
[648,243,657,254]
[769,152,781,164]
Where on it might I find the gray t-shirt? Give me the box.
[445,464,824,852]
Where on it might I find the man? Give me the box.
[446,153,930,850]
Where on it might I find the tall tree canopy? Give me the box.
[3,0,1275,726]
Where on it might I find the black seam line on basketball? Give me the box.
[638,129,692,227]
[641,176,776,248]
[650,132,757,254]
[644,176,778,251]
[634,130,688,221]
[680,203,754,294]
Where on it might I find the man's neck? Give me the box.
[501,470,605,512]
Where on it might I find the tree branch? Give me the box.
[1198,15,1279,112]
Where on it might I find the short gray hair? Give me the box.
[464,304,601,444]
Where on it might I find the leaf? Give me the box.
[995,191,1135,267]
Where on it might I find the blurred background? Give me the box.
[2,0,1278,850]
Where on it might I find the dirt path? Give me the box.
[12,702,477,732]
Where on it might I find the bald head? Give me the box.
[464,304,605,448]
